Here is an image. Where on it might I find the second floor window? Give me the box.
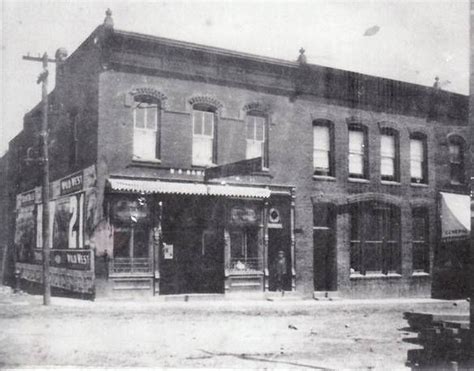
[448,138,464,185]
[348,126,367,179]
[313,121,333,176]
[410,136,426,183]
[133,96,159,160]
[380,131,398,181]
[246,115,265,161]
[192,107,215,166]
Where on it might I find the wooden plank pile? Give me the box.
[403,312,471,369]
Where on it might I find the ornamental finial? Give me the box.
[103,8,114,28]
[297,47,307,65]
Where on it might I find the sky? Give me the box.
[0,0,469,155]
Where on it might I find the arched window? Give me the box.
[380,128,399,182]
[447,135,465,185]
[409,133,427,184]
[350,201,401,275]
[246,111,269,169]
[313,120,334,177]
[133,95,160,161]
[192,104,217,166]
[348,124,368,179]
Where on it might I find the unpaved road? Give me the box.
[0,293,469,369]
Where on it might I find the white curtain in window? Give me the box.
[381,135,395,176]
[410,139,423,179]
[246,116,265,160]
[349,130,364,175]
[192,110,214,166]
[313,125,330,170]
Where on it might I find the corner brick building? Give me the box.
[0,11,470,299]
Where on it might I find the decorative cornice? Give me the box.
[130,87,168,109]
[188,95,223,113]
[346,192,403,207]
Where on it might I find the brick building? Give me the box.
[0,11,470,299]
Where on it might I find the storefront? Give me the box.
[433,192,471,299]
[96,178,295,297]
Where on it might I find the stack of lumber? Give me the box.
[403,312,471,369]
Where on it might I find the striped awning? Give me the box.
[440,192,470,240]
[108,178,270,199]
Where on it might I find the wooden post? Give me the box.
[263,199,269,291]
[290,188,296,291]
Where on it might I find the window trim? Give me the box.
[412,208,430,273]
[447,135,465,185]
[409,134,428,185]
[192,104,218,167]
[132,95,161,161]
[380,128,399,182]
[245,111,269,170]
[313,120,335,177]
[348,124,368,179]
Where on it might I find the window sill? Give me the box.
[313,175,336,182]
[350,272,402,280]
[410,182,428,188]
[131,158,162,166]
[412,271,430,277]
[348,177,370,183]
[381,180,401,186]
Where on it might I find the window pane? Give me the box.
[314,126,330,151]
[364,242,383,272]
[230,232,244,259]
[246,117,254,140]
[381,157,395,177]
[203,112,214,136]
[411,160,423,180]
[410,139,423,161]
[134,129,156,159]
[135,106,145,129]
[314,149,329,170]
[381,135,395,157]
[113,230,130,258]
[145,105,158,130]
[349,154,364,175]
[449,143,461,163]
[246,140,262,159]
[193,111,203,135]
[193,136,213,165]
[413,215,427,241]
[133,228,149,258]
[349,130,364,154]
[255,117,265,141]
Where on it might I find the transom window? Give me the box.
[348,126,367,179]
[229,228,260,271]
[192,107,215,166]
[350,202,401,275]
[410,135,427,183]
[133,95,159,160]
[313,120,333,176]
[448,137,465,185]
[380,130,399,181]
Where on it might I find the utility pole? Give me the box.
[22,52,56,306]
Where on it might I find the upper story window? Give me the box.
[348,125,368,179]
[380,129,399,182]
[410,134,427,184]
[192,105,216,166]
[133,95,160,161]
[448,136,465,185]
[246,113,268,168]
[313,120,334,177]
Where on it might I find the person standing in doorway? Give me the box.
[275,250,287,295]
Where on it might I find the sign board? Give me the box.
[204,157,263,181]
[32,249,92,271]
[163,243,173,259]
[229,206,259,226]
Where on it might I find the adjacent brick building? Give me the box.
[0,10,470,299]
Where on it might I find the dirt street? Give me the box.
[0,292,469,369]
